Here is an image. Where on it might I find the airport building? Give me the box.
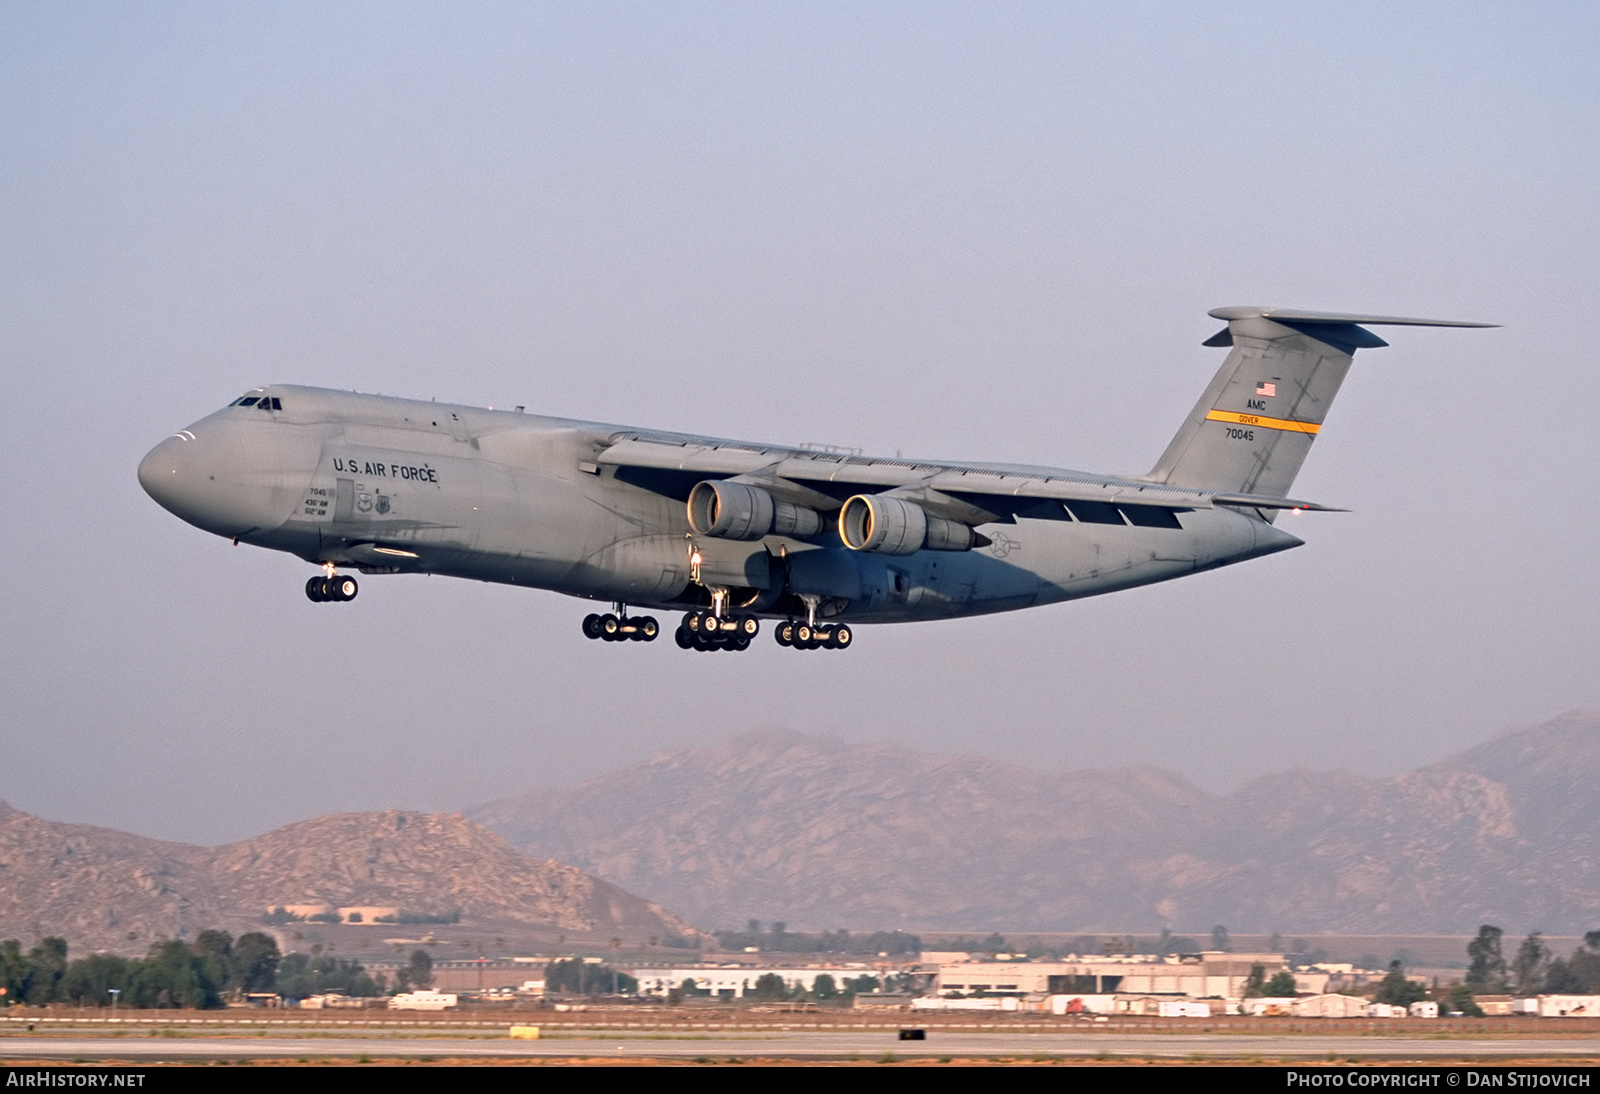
[934,952,1291,999]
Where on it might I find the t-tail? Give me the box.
[1146,307,1494,504]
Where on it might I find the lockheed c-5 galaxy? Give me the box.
[139,306,1488,652]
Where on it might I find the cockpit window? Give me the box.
[229,395,282,410]
[236,396,260,406]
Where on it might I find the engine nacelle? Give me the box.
[838,494,978,554]
[687,480,821,540]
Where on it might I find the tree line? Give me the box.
[0,932,437,1008]
[1465,926,1600,995]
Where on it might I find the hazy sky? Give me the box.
[3,2,1597,845]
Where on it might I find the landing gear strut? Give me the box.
[305,566,358,603]
[774,619,852,650]
[583,605,660,643]
[676,609,760,652]
[771,594,851,650]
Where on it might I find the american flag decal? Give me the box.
[1256,381,1277,397]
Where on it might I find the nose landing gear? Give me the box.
[305,568,358,603]
[583,606,660,643]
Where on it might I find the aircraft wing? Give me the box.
[596,432,1340,525]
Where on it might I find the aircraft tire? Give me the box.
[775,620,793,646]
[831,624,853,649]
[639,617,659,641]
[306,576,325,602]
[795,623,814,646]
[333,576,358,601]
[674,626,693,649]
[600,613,621,640]
[739,615,759,636]
[582,613,603,639]
[731,634,750,651]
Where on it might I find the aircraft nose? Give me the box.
[138,432,199,519]
[137,416,314,539]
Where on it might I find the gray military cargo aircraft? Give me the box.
[139,306,1489,652]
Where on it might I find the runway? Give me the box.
[4,1028,1599,1063]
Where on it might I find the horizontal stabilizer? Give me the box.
[1207,306,1497,328]
[1156,304,1493,500]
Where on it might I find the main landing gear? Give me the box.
[774,619,853,650]
[675,610,760,652]
[583,608,660,643]
[305,568,358,603]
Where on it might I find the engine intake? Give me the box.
[838,494,978,554]
[687,480,821,540]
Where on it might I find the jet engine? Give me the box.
[687,480,822,540]
[838,494,978,554]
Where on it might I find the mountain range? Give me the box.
[0,806,690,954]
[468,711,1600,935]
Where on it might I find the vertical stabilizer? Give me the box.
[1147,307,1492,498]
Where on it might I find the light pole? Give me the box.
[109,988,120,1017]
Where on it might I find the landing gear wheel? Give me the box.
[739,615,759,637]
[795,623,814,647]
[582,613,603,639]
[731,634,751,651]
[639,617,660,641]
[600,613,621,640]
[674,626,694,649]
[830,624,853,649]
[775,620,794,646]
[306,576,325,602]
[332,576,358,601]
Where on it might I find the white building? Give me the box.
[389,989,458,1010]
[632,966,886,999]
[937,953,1288,999]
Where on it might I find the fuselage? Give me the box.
[138,384,1300,627]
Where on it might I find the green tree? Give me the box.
[406,946,438,991]
[1211,925,1230,952]
[1263,970,1298,997]
[277,952,378,999]
[58,954,133,1007]
[23,938,69,1004]
[191,930,232,996]
[1466,925,1507,991]
[1242,965,1267,997]
[843,974,880,995]
[544,959,635,996]
[1446,983,1485,1017]
[1512,932,1550,994]
[1374,961,1426,1007]
[0,939,27,1004]
[752,972,788,1001]
[1544,957,1583,993]
[130,940,222,1009]
[811,973,837,1001]
[229,933,280,993]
